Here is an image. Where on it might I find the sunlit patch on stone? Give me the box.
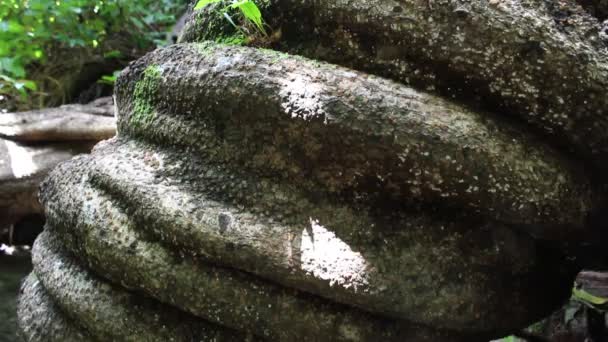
[280,72,327,122]
[300,218,369,291]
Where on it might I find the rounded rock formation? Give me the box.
[18,1,608,341]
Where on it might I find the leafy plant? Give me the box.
[0,0,188,110]
[98,70,121,85]
[572,287,608,309]
[0,75,37,98]
[194,0,268,36]
[194,0,222,9]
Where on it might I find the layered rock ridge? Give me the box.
[19,1,608,341]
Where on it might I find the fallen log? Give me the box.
[0,96,115,142]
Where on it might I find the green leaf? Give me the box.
[194,0,223,10]
[7,20,25,33]
[230,0,266,34]
[97,70,121,85]
[103,50,122,59]
[22,80,37,91]
[0,75,16,83]
[572,287,608,306]
[0,57,26,78]
[98,75,116,84]
[0,0,190,106]
[130,17,145,29]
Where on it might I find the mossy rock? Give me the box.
[18,1,608,341]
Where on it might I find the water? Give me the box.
[0,254,31,342]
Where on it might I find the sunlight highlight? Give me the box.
[300,218,369,291]
[5,140,38,178]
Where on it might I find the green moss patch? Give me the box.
[130,65,161,130]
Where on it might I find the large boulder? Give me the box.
[19,1,608,341]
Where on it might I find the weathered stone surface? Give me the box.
[181,0,608,172]
[29,229,249,342]
[19,1,608,341]
[37,138,572,338]
[37,145,476,341]
[25,43,587,340]
[114,43,601,238]
[18,274,91,342]
[0,96,115,142]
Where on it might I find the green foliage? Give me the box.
[194,0,222,10]
[0,75,36,98]
[0,0,187,109]
[572,287,608,309]
[195,0,267,36]
[98,70,121,85]
[229,1,266,35]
